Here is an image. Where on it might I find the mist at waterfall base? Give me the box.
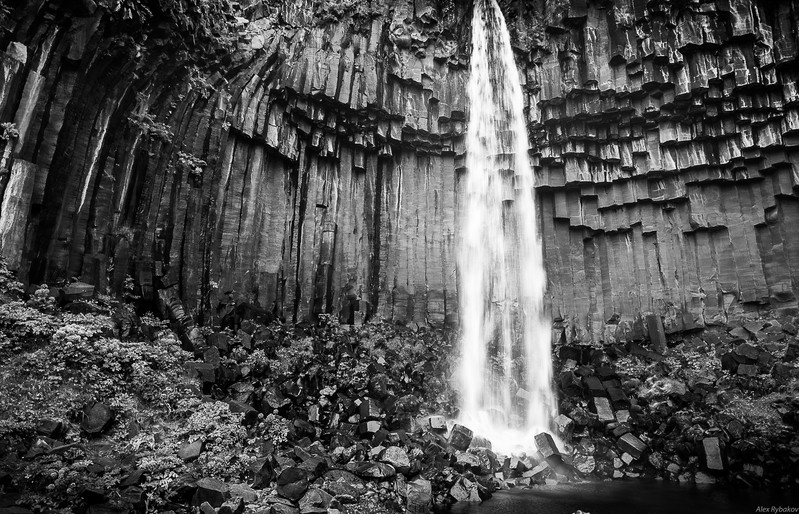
[455,0,556,455]
[436,480,799,514]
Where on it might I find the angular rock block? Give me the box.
[276,467,309,502]
[553,414,574,439]
[592,397,615,422]
[379,446,410,474]
[702,437,724,471]
[192,477,229,508]
[617,433,646,459]
[406,478,432,514]
[448,424,473,451]
[534,432,561,463]
[178,439,204,462]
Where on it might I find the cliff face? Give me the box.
[0,0,798,341]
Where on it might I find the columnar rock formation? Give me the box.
[1,0,798,341]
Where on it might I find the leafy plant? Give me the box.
[0,122,19,141]
[175,151,207,180]
[312,0,381,30]
[103,0,239,54]
[128,113,174,143]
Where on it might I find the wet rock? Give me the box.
[359,398,382,419]
[354,462,396,479]
[448,424,473,451]
[193,478,229,508]
[702,437,725,471]
[535,432,561,463]
[428,415,447,431]
[573,454,595,475]
[379,446,410,474]
[276,468,309,502]
[358,420,381,435]
[554,414,574,439]
[80,402,114,435]
[695,471,716,484]
[449,478,481,502]
[406,477,432,513]
[454,451,481,471]
[617,433,646,459]
[560,371,583,397]
[607,387,630,410]
[592,397,615,422]
[583,376,605,397]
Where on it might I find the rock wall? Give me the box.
[1,0,798,341]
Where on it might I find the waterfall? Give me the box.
[457,0,555,453]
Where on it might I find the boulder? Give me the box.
[582,375,606,397]
[358,420,381,435]
[276,468,309,502]
[406,478,432,513]
[60,281,95,301]
[354,462,396,479]
[592,397,615,422]
[207,332,231,352]
[229,483,257,503]
[379,446,410,474]
[559,371,583,397]
[35,419,65,438]
[298,488,334,514]
[5,41,27,63]
[359,398,382,419]
[80,403,114,435]
[192,478,229,508]
[428,415,446,431]
[228,400,258,424]
[573,454,595,475]
[737,363,759,376]
[702,437,724,471]
[617,433,646,459]
[448,424,473,451]
[449,478,481,502]
[534,432,561,462]
[178,439,204,462]
[323,481,361,503]
[734,342,760,362]
[553,414,574,438]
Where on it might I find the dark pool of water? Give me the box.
[436,481,799,514]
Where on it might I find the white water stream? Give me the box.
[456,0,556,454]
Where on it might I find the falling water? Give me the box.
[457,0,556,453]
